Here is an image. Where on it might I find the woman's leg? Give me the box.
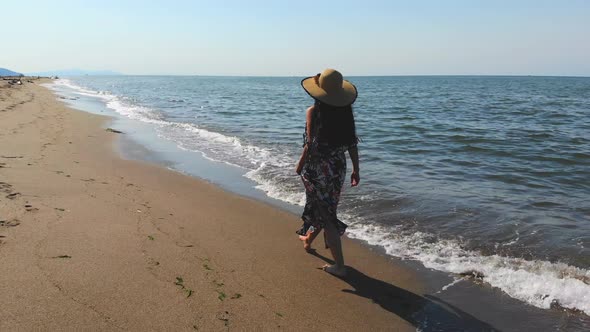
[322,220,346,276]
[299,227,321,250]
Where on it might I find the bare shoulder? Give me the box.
[306,105,315,120]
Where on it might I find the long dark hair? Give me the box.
[315,101,358,147]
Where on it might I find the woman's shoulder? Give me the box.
[306,105,317,121]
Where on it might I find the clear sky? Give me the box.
[2,0,589,76]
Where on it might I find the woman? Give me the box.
[295,68,360,277]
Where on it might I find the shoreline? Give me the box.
[0,79,438,330]
[3,80,588,330]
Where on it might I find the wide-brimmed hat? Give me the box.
[301,69,357,107]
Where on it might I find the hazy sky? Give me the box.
[2,0,589,76]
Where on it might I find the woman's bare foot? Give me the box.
[299,235,312,251]
[322,264,346,277]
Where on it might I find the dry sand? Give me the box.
[0,81,451,331]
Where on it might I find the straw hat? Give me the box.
[301,69,357,107]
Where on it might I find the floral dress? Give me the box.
[296,110,353,247]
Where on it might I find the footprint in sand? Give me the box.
[0,182,13,193]
[6,192,21,200]
[25,204,39,212]
[215,311,231,327]
[0,219,21,227]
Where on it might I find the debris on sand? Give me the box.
[106,128,124,134]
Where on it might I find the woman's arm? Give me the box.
[295,106,316,175]
[295,145,308,175]
[348,145,360,186]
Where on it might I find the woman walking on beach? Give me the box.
[295,69,360,277]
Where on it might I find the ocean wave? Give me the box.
[345,220,590,315]
[52,79,307,211]
[51,78,99,96]
[52,79,166,124]
[245,165,306,206]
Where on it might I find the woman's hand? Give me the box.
[351,170,360,187]
[348,146,360,187]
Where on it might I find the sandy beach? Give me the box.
[0,80,463,331]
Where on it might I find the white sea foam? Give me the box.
[52,79,164,123]
[345,220,590,315]
[50,78,590,316]
[438,278,464,293]
[245,165,306,206]
[51,78,98,96]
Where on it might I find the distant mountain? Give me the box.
[28,69,122,76]
[0,68,23,76]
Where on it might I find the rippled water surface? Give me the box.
[53,76,590,315]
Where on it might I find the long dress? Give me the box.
[296,110,352,247]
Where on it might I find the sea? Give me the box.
[47,76,590,328]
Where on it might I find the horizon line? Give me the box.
[28,73,590,79]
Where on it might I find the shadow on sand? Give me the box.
[308,250,498,332]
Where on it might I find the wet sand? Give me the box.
[0,80,496,331]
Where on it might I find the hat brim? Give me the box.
[301,76,357,107]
